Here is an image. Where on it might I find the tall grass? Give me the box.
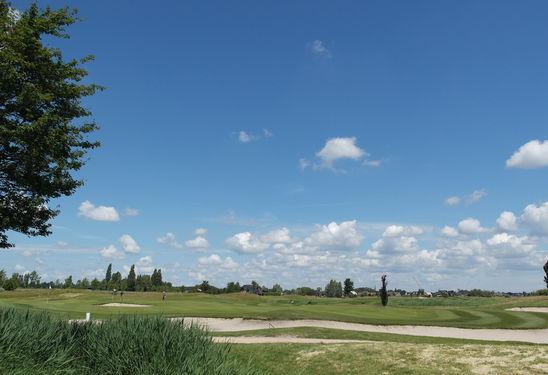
[0,308,259,375]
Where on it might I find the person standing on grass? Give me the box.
[162,291,167,301]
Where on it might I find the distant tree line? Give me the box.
[0,264,172,292]
[2,267,547,296]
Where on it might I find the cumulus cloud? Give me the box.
[496,211,518,232]
[100,245,124,260]
[78,201,119,221]
[260,227,292,244]
[157,232,183,249]
[306,220,363,248]
[119,234,140,253]
[185,236,209,249]
[184,228,209,249]
[441,226,459,237]
[316,137,366,168]
[506,140,548,169]
[521,202,548,235]
[198,254,239,270]
[486,233,535,257]
[457,218,487,234]
[308,40,331,58]
[226,232,268,253]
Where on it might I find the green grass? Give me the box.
[229,341,548,375]
[0,308,257,375]
[0,289,546,329]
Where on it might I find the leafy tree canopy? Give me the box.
[0,1,101,248]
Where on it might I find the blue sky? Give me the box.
[3,0,548,291]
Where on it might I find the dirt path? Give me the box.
[177,317,548,344]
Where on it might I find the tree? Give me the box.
[343,278,354,297]
[544,260,548,289]
[63,275,73,289]
[0,2,102,248]
[105,264,112,288]
[380,274,388,306]
[127,265,136,291]
[324,279,343,298]
[0,269,5,286]
[225,281,241,293]
[271,283,283,295]
[2,278,16,290]
[111,271,121,290]
[151,269,163,287]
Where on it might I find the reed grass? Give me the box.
[0,308,259,375]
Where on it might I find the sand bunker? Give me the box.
[101,303,150,308]
[506,307,548,313]
[177,317,548,344]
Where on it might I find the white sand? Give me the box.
[506,307,548,313]
[177,317,548,344]
[101,303,150,307]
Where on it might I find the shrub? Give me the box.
[0,308,258,375]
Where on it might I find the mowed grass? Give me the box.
[229,341,548,375]
[0,289,547,329]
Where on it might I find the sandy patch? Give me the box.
[60,293,82,298]
[506,307,548,313]
[176,317,548,344]
[213,336,369,344]
[101,303,150,308]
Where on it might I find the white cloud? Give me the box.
[237,129,272,143]
[457,218,487,234]
[195,228,207,236]
[382,225,423,238]
[184,228,210,249]
[198,254,239,270]
[465,189,488,204]
[309,40,331,58]
[445,189,487,206]
[496,211,518,232]
[521,202,548,235]
[124,208,139,216]
[445,196,460,206]
[185,236,209,249]
[100,245,124,260]
[506,140,548,169]
[78,201,120,222]
[316,137,366,168]
[119,234,140,253]
[261,227,292,244]
[238,131,252,143]
[362,159,382,167]
[299,158,311,170]
[486,233,535,257]
[226,232,268,253]
[441,226,459,237]
[306,220,363,248]
[157,232,183,249]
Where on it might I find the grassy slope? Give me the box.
[0,289,547,329]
